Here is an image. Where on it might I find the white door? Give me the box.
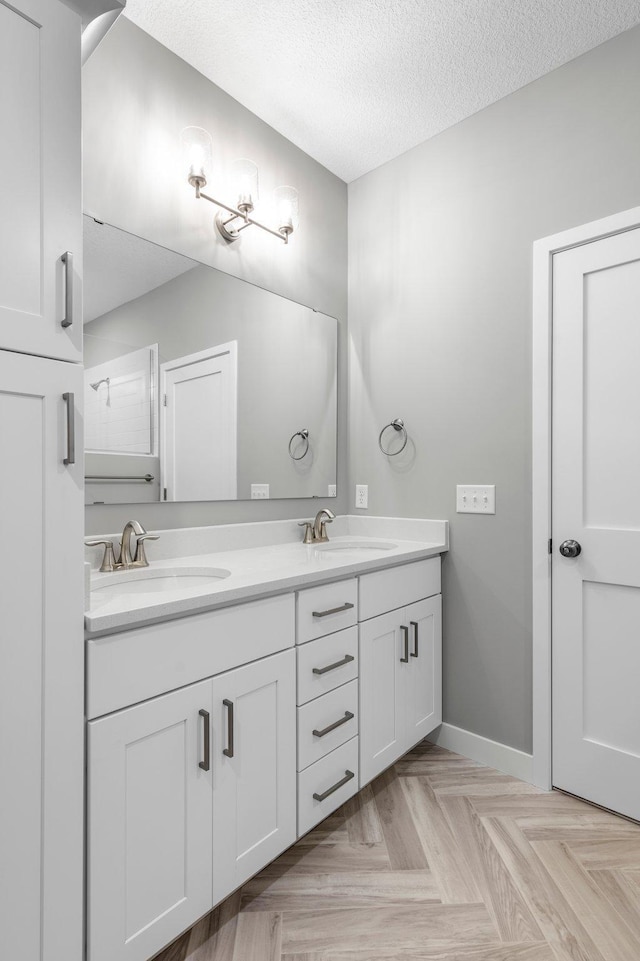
[161,342,237,501]
[0,0,82,362]
[552,226,640,821]
[0,350,84,961]
[87,681,214,961]
[359,609,406,786]
[404,596,442,748]
[211,649,296,906]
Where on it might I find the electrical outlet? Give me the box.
[355,484,368,509]
[251,483,270,499]
[328,484,337,497]
[456,485,495,514]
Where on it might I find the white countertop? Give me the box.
[85,516,448,637]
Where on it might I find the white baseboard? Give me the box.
[431,722,534,784]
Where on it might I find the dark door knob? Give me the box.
[559,539,582,558]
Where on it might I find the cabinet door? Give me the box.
[211,648,296,905]
[0,0,82,360]
[359,609,406,786]
[87,681,214,961]
[0,350,83,961]
[403,595,442,750]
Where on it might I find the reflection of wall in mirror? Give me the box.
[83,262,337,504]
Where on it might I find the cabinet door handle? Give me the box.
[313,769,355,802]
[62,392,75,465]
[198,709,210,771]
[312,654,355,676]
[410,620,419,658]
[400,625,409,662]
[61,251,73,328]
[223,699,234,757]
[312,710,354,739]
[312,602,354,618]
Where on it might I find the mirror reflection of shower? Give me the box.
[90,376,111,406]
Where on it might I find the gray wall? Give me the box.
[348,26,640,754]
[83,17,347,533]
[84,264,337,501]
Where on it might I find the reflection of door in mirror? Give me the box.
[161,343,237,501]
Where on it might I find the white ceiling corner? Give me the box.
[122,0,640,182]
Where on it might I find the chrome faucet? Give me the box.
[119,519,159,568]
[312,507,336,543]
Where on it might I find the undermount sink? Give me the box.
[91,566,231,602]
[313,540,397,553]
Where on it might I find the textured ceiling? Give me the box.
[122,0,640,182]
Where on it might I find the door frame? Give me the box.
[532,204,640,790]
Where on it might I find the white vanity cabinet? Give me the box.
[87,600,296,961]
[359,560,442,786]
[0,0,82,361]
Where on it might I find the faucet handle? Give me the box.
[298,521,314,545]
[133,533,159,568]
[86,539,118,573]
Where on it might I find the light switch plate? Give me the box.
[328,484,337,497]
[251,483,270,499]
[456,485,495,514]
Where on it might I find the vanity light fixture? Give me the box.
[180,126,299,244]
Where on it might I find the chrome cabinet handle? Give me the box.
[61,252,73,328]
[198,709,210,771]
[312,710,354,739]
[312,602,354,618]
[312,654,355,676]
[313,769,355,802]
[410,620,419,658]
[400,624,409,662]
[223,699,234,757]
[62,392,75,465]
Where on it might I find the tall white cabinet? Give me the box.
[0,1,88,959]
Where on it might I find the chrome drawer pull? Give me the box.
[312,601,354,618]
[312,654,355,676]
[312,710,354,739]
[313,769,355,802]
[400,624,409,663]
[198,709,210,771]
[410,620,419,658]
[61,251,73,328]
[223,699,234,757]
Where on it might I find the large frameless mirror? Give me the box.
[83,217,337,505]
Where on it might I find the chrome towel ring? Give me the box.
[289,428,310,460]
[378,418,408,455]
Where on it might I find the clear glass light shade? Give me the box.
[232,158,259,212]
[180,126,213,186]
[274,185,299,236]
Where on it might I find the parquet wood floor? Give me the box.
[153,741,640,961]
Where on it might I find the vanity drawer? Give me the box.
[297,578,358,643]
[297,679,358,771]
[86,593,295,719]
[296,626,358,705]
[297,736,359,837]
[359,558,441,621]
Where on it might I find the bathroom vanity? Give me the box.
[84,517,446,961]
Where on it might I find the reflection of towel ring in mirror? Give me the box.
[289,428,310,460]
[378,419,408,456]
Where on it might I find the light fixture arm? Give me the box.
[195,183,290,244]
